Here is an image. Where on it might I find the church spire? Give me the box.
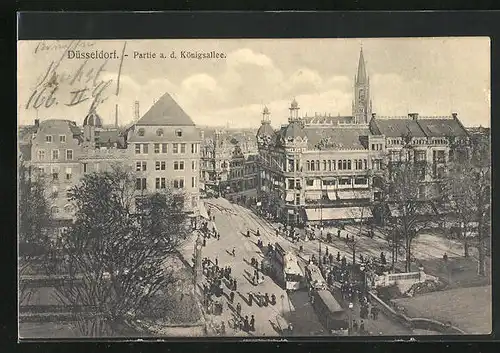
[356,45,367,84]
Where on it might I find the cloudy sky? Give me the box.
[18,38,490,128]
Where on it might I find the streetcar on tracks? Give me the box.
[269,243,304,291]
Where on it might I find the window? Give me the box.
[338,160,342,170]
[138,128,145,136]
[354,177,367,185]
[64,204,73,213]
[83,163,87,173]
[347,160,352,170]
[154,143,160,153]
[52,185,58,198]
[322,160,327,171]
[306,179,314,186]
[59,135,66,143]
[156,129,164,137]
[136,161,147,171]
[176,129,182,137]
[371,144,375,150]
[192,160,197,171]
[66,149,73,160]
[315,160,320,171]
[155,161,166,171]
[161,143,168,153]
[46,135,53,143]
[142,144,149,154]
[135,178,147,190]
[342,160,347,170]
[180,143,186,154]
[37,149,45,160]
[155,177,166,189]
[51,206,59,215]
[332,160,336,170]
[309,161,313,171]
[174,161,185,170]
[173,143,179,154]
[52,166,59,181]
[339,178,351,185]
[52,149,59,160]
[328,160,332,171]
[364,159,367,169]
[65,167,72,180]
[95,163,100,172]
[135,144,141,154]
[191,143,197,153]
[192,176,197,188]
[38,167,45,174]
[174,178,185,189]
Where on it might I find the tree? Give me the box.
[18,160,53,304]
[447,134,491,275]
[380,133,432,272]
[47,165,187,336]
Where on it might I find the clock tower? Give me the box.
[352,46,372,124]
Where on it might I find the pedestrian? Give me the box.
[325,247,329,256]
[244,316,250,332]
[443,253,448,262]
[360,320,365,332]
[215,257,218,266]
[271,293,276,305]
[257,229,260,237]
[217,232,220,240]
[276,229,279,237]
[337,251,341,262]
[247,230,250,237]
[346,234,349,242]
[203,238,206,247]
[234,279,237,291]
[353,320,358,332]
[337,229,341,238]
[232,247,235,257]
[230,291,235,303]
[236,302,242,315]
[221,321,226,335]
[372,306,379,320]
[250,315,255,331]
[249,293,253,306]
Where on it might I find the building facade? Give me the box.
[200,128,258,198]
[255,48,471,227]
[20,92,202,226]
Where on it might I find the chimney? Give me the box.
[115,104,119,128]
[408,112,419,121]
[34,119,39,128]
[452,112,458,120]
[134,101,140,120]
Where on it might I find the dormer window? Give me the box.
[138,128,145,136]
[176,129,182,137]
[156,129,164,137]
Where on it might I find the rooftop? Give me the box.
[136,92,195,126]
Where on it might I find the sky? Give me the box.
[17,38,490,129]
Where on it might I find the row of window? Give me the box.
[134,143,200,154]
[371,143,383,151]
[45,135,67,143]
[134,160,198,172]
[50,204,73,214]
[37,149,73,161]
[304,177,368,187]
[136,128,185,138]
[135,176,197,190]
[305,159,368,172]
[37,166,73,181]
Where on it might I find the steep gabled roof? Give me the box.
[136,93,195,126]
[416,118,468,137]
[371,117,426,138]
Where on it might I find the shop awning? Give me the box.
[351,190,372,199]
[304,207,373,221]
[197,200,210,220]
[336,190,356,199]
[327,191,337,200]
[285,193,295,202]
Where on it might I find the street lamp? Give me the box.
[348,302,354,335]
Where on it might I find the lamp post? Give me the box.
[348,301,354,335]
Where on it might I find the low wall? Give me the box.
[368,291,466,335]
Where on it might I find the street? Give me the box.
[180,197,417,336]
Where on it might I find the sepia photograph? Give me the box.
[17,37,491,338]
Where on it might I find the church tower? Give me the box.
[352,46,372,124]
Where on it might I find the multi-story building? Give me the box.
[255,48,471,227]
[19,92,202,228]
[200,128,258,198]
[126,92,201,213]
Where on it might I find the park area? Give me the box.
[392,285,491,334]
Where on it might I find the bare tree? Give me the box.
[379,133,432,272]
[446,135,491,275]
[18,160,53,304]
[47,165,187,336]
